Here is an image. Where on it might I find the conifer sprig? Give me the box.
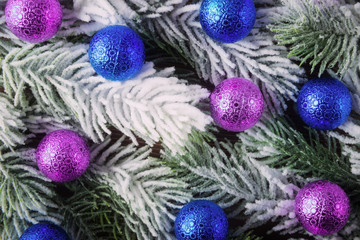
[270,0,360,77]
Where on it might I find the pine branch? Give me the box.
[62,176,135,240]
[162,129,305,237]
[269,0,360,77]
[326,67,360,176]
[0,145,62,239]
[138,1,306,113]
[23,105,75,136]
[0,93,27,148]
[1,41,211,153]
[88,136,192,239]
[238,115,360,206]
[66,0,305,113]
[59,0,187,37]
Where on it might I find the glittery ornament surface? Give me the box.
[88,25,145,81]
[175,200,228,240]
[295,180,350,236]
[36,129,90,182]
[19,222,70,240]
[5,0,62,43]
[210,78,264,132]
[297,77,352,130]
[199,0,256,43]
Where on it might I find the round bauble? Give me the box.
[19,222,70,240]
[210,77,264,132]
[175,200,228,240]
[36,129,90,182]
[5,0,63,43]
[199,0,256,43]
[295,180,350,236]
[88,25,145,81]
[297,77,352,130]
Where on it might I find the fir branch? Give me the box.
[162,129,304,237]
[269,0,360,77]
[327,67,360,176]
[238,115,360,205]
[67,0,305,113]
[61,0,186,36]
[0,145,62,239]
[0,93,27,148]
[23,105,74,135]
[1,41,211,153]
[62,177,135,240]
[90,136,192,240]
[138,1,306,113]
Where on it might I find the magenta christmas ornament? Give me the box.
[5,0,63,43]
[36,129,90,182]
[295,180,350,235]
[210,78,264,132]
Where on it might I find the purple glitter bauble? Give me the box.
[210,78,264,132]
[295,180,350,236]
[5,0,62,43]
[36,129,90,182]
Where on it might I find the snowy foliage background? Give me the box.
[0,0,359,239]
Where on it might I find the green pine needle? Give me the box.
[0,146,60,239]
[239,117,360,204]
[269,0,360,77]
[62,176,134,240]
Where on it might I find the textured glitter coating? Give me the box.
[199,0,256,43]
[19,222,70,240]
[88,25,145,81]
[36,129,90,182]
[295,180,350,236]
[210,78,264,132]
[175,200,228,240]
[5,0,62,43]
[297,77,352,130]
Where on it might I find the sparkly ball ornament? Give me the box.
[210,78,264,132]
[199,0,256,43]
[89,25,145,81]
[5,0,62,43]
[19,222,70,240]
[295,180,350,235]
[175,200,228,240]
[36,129,90,182]
[297,77,352,130]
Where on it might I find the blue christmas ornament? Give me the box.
[297,77,352,130]
[89,25,145,81]
[174,200,228,240]
[19,222,70,240]
[199,0,256,43]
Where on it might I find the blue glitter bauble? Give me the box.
[199,0,256,43]
[174,200,228,240]
[19,222,70,240]
[297,77,352,130]
[88,25,145,81]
